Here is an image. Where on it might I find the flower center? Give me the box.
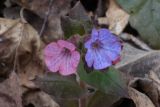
[62,48,71,57]
[92,39,103,49]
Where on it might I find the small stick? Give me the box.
[120,33,152,51]
[39,0,53,37]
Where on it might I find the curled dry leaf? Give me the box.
[120,33,152,51]
[117,50,160,79]
[0,18,41,62]
[128,87,155,107]
[0,71,22,107]
[0,18,43,91]
[116,43,148,69]
[116,43,160,79]
[116,43,160,106]
[23,91,59,107]
[129,78,160,107]
[12,0,72,41]
[98,0,129,35]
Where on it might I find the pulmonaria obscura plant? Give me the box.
[43,28,125,107]
[44,28,122,75]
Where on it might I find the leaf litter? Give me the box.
[0,0,160,107]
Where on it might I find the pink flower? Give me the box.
[44,40,80,76]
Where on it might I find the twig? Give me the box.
[20,7,27,23]
[39,0,53,37]
[13,23,23,72]
[120,33,152,51]
[78,81,86,107]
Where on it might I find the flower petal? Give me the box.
[91,28,99,40]
[85,49,94,67]
[44,42,61,56]
[71,51,80,68]
[93,49,112,70]
[103,41,122,54]
[104,50,119,61]
[98,28,112,40]
[59,58,74,76]
[45,54,62,72]
[85,39,94,49]
[101,34,119,45]
[59,51,80,76]
[57,40,75,51]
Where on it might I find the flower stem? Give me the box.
[79,81,86,107]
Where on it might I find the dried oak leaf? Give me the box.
[23,91,59,107]
[0,18,41,62]
[0,71,22,107]
[116,43,160,79]
[116,43,160,106]
[0,18,43,87]
[129,78,160,107]
[98,0,129,35]
[128,87,155,107]
[12,0,72,41]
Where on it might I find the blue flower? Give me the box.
[85,28,122,70]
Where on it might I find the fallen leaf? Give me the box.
[120,33,152,51]
[128,87,155,107]
[3,6,21,19]
[0,71,22,107]
[129,78,160,107]
[12,0,72,41]
[115,40,160,106]
[0,18,44,95]
[116,43,148,69]
[116,0,160,49]
[98,0,129,35]
[0,18,41,61]
[87,91,133,107]
[117,50,160,79]
[23,91,59,107]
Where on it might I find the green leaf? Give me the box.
[61,1,93,38]
[56,99,79,107]
[116,0,160,49]
[34,72,85,99]
[61,16,85,38]
[87,91,121,107]
[78,61,128,97]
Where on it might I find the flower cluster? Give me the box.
[44,28,122,76]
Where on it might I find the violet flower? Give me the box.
[85,28,122,70]
[44,40,80,76]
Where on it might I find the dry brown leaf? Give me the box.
[19,60,44,91]
[98,0,129,35]
[0,71,22,107]
[115,43,160,80]
[115,43,160,106]
[0,18,41,60]
[128,87,155,107]
[117,50,160,79]
[23,91,59,107]
[116,43,149,69]
[149,71,160,84]
[12,0,72,41]
[129,78,160,107]
[120,33,152,51]
[0,18,44,94]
